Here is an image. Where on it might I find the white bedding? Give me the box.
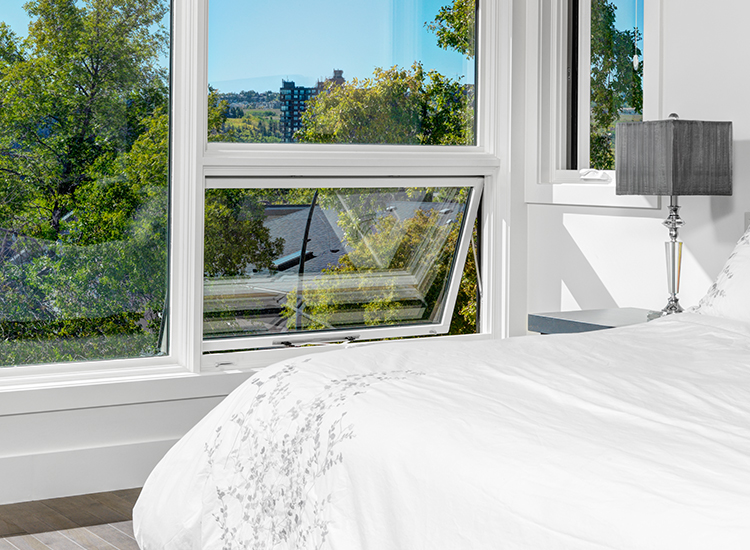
[134,313,750,549]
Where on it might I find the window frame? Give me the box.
[186,0,507,372]
[523,0,663,208]
[0,0,511,389]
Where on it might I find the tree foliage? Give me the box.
[208,86,236,142]
[590,0,643,169]
[280,207,477,334]
[0,0,170,365]
[0,0,168,241]
[425,0,476,59]
[204,190,284,278]
[297,63,474,146]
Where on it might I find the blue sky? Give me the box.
[3,3,29,35]
[3,0,643,94]
[207,0,475,93]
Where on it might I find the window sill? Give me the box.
[525,179,660,208]
[0,364,256,417]
[0,333,495,417]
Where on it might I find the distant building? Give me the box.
[318,69,345,91]
[280,70,345,143]
[279,81,317,143]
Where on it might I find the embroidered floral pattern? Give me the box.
[203,360,425,550]
[695,227,750,321]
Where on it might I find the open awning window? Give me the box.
[202,177,482,352]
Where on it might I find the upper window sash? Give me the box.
[205,0,478,148]
[194,0,506,165]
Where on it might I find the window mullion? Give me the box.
[170,0,208,372]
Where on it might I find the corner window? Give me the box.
[527,0,654,207]
[206,0,477,145]
[0,0,501,375]
[0,1,171,367]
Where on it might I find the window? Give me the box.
[207,0,477,145]
[0,0,507,376]
[202,178,482,352]
[0,0,171,367]
[567,0,644,172]
[525,0,658,207]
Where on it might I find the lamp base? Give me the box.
[648,296,684,320]
[651,196,685,321]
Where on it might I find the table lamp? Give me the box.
[615,114,733,316]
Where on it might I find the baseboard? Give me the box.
[0,438,178,505]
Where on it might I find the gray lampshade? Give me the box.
[616,118,733,196]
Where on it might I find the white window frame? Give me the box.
[0,0,512,392]
[523,0,663,208]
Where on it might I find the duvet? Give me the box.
[134,313,750,549]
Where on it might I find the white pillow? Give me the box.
[694,226,750,322]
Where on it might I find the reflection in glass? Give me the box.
[203,187,473,341]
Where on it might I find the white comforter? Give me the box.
[134,313,750,549]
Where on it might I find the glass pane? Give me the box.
[0,1,171,366]
[203,186,474,342]
[207,0,476,145]
[590,0,644,169]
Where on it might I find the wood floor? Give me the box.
[0,489,141,550]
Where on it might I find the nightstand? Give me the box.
[528,308,656,334]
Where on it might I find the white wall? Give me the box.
[526,0,750,316]
[0,398,219,505]
[0,372,253,505]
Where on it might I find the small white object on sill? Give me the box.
[579,169,612,182]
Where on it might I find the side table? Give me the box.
[528,308,656,334]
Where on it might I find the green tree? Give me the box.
[0,0,170,365]
[208,86,236,142]
[0,108,171,365]
[426,0,476,59]
[590,0,643,169]
[204,189,284,278]
[297,63,474,146]
[0,0,168,242]
[280,206,477,333]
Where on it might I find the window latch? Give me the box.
[273,335,360,348]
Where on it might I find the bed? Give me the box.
[133,229,750,549]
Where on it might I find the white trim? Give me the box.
[524,0,662,208]
[576,0,592,170]
[0,439,177,505]
[202,331,494,371]
[201,147,500,177]
[166,0,205,374]
[479,0,506,337]
[0,368,254,416]
[206,176,483,190]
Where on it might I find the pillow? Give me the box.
[694,226,750,323]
